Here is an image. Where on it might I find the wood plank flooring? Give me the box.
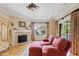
[0,42,30,56]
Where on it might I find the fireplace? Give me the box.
[18,35,27,43]
[12,30,31,46]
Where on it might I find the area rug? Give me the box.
[22,43,31,56]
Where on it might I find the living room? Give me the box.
[0,3,79,56]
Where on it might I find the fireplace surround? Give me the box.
[12,29,31,46]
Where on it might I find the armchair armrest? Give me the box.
[43,39,49,42]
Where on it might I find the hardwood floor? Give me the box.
[0,42,30,56]
[0,41,75,56]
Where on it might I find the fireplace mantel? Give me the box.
[13,29,31,33]
[12,29,31,46]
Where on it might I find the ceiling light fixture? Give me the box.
[26,3,39,11]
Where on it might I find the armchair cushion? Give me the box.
[42,44,68,56]
[42,35,55,45]
[42,45,57,56]
[41,41,50,45]
[52,37,67,51]
[52,37,61,47]
[58,39,67,51]
[47,48,66,56]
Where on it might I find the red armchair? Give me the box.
[29,36,71,56]
[29,35,55,56]
[42,35,55,45]
[42,37,71,56]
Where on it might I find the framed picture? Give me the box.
[19,21,26,28]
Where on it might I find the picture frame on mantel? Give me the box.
[19,21,26,28]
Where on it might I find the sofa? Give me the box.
[29,36,71,56]
[29,35,55,56]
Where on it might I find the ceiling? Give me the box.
[0,3,78,22]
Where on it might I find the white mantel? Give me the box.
[12,29,31,46]
[13,29,31,33]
